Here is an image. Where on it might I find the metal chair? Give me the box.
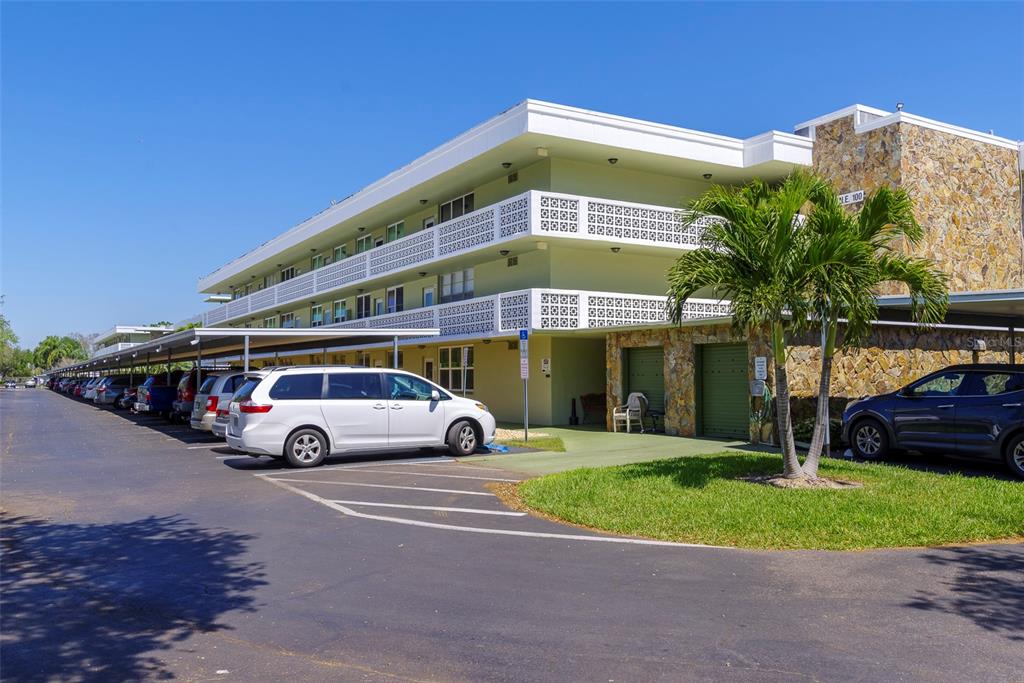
[612,392,649,433]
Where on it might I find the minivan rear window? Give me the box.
[199,376,218,394]
[268,373,324,400]
[232,378,261,403]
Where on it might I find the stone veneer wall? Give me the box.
[606,323,1015,440]
[812,115,1023,293]
[605,324,773,441]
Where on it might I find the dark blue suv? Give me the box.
[842,364,1024,479]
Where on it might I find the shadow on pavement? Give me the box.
[905,545,1024,641]
[0,512,266,681]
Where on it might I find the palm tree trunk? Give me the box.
[804,317,837,477]
[771,322,804,478]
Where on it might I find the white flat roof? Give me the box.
[94,325,174,346]
[62,327,441,372]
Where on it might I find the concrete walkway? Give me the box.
[466,425,747,475]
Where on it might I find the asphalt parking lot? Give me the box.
[3,388,1023,682]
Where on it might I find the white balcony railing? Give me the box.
[91,342,137,359]
[203,190,716,326]
[319,288,730,341]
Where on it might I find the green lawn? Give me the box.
[517,452,1024,550]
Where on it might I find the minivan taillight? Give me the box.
[206,395,219,412]
[216,408,229,418]
[239,400,272,414]
[182,389,195,402]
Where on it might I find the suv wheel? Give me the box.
[447,420,478,457]
[851,418,889,460]
[285,429,327,468]
[1004,433,1024,479]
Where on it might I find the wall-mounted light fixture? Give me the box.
[358,227,366,233]
[499,249,510,257]
[610,247,621,253]
[536,147,548,158]
[418,272,428,278]
[607,157,618,165]
[501,162,512,169]
[703,173,713,180]
[482,339,492,344]
[419,199,428,205]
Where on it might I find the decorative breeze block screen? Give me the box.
[498,291,530,331]
[498,195,530,238]
[438,209,496,256]
[538,195,579,233]
[277,272,315,302]
[538,292,580,329]
[438,299,495,336]
[316,254,367,292]
[369,230,435,277]
[586,200,702,246]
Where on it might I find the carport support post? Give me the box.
[392,336,399,368]
[243,335,250,372]
[166,351,171,384]
[1011,326,1017,364]
[196,341,202,391]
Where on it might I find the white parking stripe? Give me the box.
[330,500,526,516]
[339,469,518,482]
[270,478,495,497]
[399,461,513,472]
[187,444,217,450]
[255,458,452,477]
[263,477,723,549]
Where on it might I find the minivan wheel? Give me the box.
[851,418,889,460]
[284,429,327,468]
[1004,434,1024,480]
[447,420,478,457]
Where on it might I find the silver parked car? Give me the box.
[190,372,246,432]
[226,366,496,467]
[94,376,131,406]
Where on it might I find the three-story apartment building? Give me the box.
[198,100,811,425]
[198,100,1023,437]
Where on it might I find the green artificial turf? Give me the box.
[517,452,1024,550]
[495,436,566,453]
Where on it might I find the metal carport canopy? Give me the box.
[59,327,440,373]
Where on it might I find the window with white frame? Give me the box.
[386,286,404,313]
[386,221,405,243]
[356,234,373,254]
[356,352,371,367]
[440,268,474,303]
[439,192,474,223]
[263,274,275,288]
[386,350,404,369]
[310,304,325,327]
[264,316,278,328]
[280,266,297,282]
[438,346,474,394]
[333,244,347,262]
[374,297,384,316]
[311,254,326,270]
[356,294,371,319]
[422,286,435,307]
[280,312,295,328]
[332,300,347,323]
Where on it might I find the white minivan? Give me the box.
[226,366,496,467]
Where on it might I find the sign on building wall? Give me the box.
[838,190,865,206]
[754,356,768,380]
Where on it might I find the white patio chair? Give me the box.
[612,392,649,433]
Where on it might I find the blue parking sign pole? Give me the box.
[520,329,529,442]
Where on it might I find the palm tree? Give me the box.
[800,186,949,477]
[667,171,829,479]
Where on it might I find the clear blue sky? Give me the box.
[3,2,1022,347]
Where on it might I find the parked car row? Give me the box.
[48,366,497,468]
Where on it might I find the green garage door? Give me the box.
[699,343,748,439]
[626,347,665,413]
